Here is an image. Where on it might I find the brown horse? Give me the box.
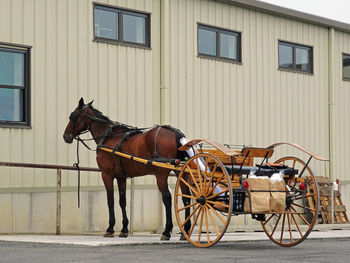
[63,98,191,240]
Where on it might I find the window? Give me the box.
[0,44,30,127]
[93,4,150,47]
[343,53,350,80]
[198,24,241,62]
[278,41,313,73]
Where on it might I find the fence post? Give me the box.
[56,168,62,235]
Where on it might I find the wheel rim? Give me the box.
[174,153,233,247]
[261,156,320,247]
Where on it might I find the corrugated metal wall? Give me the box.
[167,0,329,174]
[1,0,350,232]
[333,31,350,205]
[0,0,161,189]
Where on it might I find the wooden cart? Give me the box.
[100,139,327,248]
[173,140,327,248]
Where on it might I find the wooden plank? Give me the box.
[241,147,274,158]
[326,205,346,212]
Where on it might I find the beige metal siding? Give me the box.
[0,0,161,189]
[167,0,329,174]
[333,31,350,207]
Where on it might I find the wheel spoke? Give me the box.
[207,200,230,208]
[206,173,225,196]
[270,214,282,236]
[206,190,228,200]
[290,206,311,226]
[204,206,210,243]
[206,203,227,224]
[287,213,293,243]
[280,214,286,242]
[294,193,317,200]
[179,177,200,197]
[291,213,303,238]
[198,206,205,243]
[206,204,220,236]
[262,214,275,226]
[196,157,204,193]
[177,193,198,200]
[177,201,198,212]
[291,203,316,212]
[188,167,201,194]
[204,163,218,195]
[188,206,202,237]
[182,204,200,228]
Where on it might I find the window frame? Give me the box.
[0,42,31,128]
[197,23,242,63]
[278,40,313,74]
[93,3,151,48]
[342,52,350,81]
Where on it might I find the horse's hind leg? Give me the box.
[117,178,129,237]
[102,172,116,237]
[156,171,173,240]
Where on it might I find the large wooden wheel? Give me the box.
[174,153,233,247]
[261,156,320,247]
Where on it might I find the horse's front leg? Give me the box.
[102,172,116,237]
[117,178,129,237]
[156,173,173,240]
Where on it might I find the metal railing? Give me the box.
[0,161,100,235]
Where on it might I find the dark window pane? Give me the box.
[123,14,146,44]
[296,47,310,72]
[0,88,23,121]
[279,44,292,68]
[220,33,238,60]
[198,28,216,56]
[94,8,118,40]
[343,54,350,79]
[0,50,24,86]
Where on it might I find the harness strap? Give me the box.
[152,126,162,159]
[112,130,143,178]
[96,124,118,151]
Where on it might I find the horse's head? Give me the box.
[63,98,94,144]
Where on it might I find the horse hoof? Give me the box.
[160,234,170,241]
[103,232,115,238]
[119,232,128,238]
[179,234,187,241]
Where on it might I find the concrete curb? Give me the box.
[1,225,350,247]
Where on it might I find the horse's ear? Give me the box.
[87,100,94,107]
[78,97,84,109]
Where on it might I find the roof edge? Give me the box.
[222,0,350,33]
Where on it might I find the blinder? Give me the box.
[69,111,80,123]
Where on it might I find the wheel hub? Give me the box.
[196,195,206,205]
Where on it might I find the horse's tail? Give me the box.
[161,125,187,161]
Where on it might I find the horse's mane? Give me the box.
[90,106,111,122]
[89,106,139,131]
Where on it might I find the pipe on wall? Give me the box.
[328,27,335,182]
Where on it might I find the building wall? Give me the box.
[333,30,350,208]
[0,0,164,233]
[0,0,161,188]
[167,0,329,170]
[0,0,349,233]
